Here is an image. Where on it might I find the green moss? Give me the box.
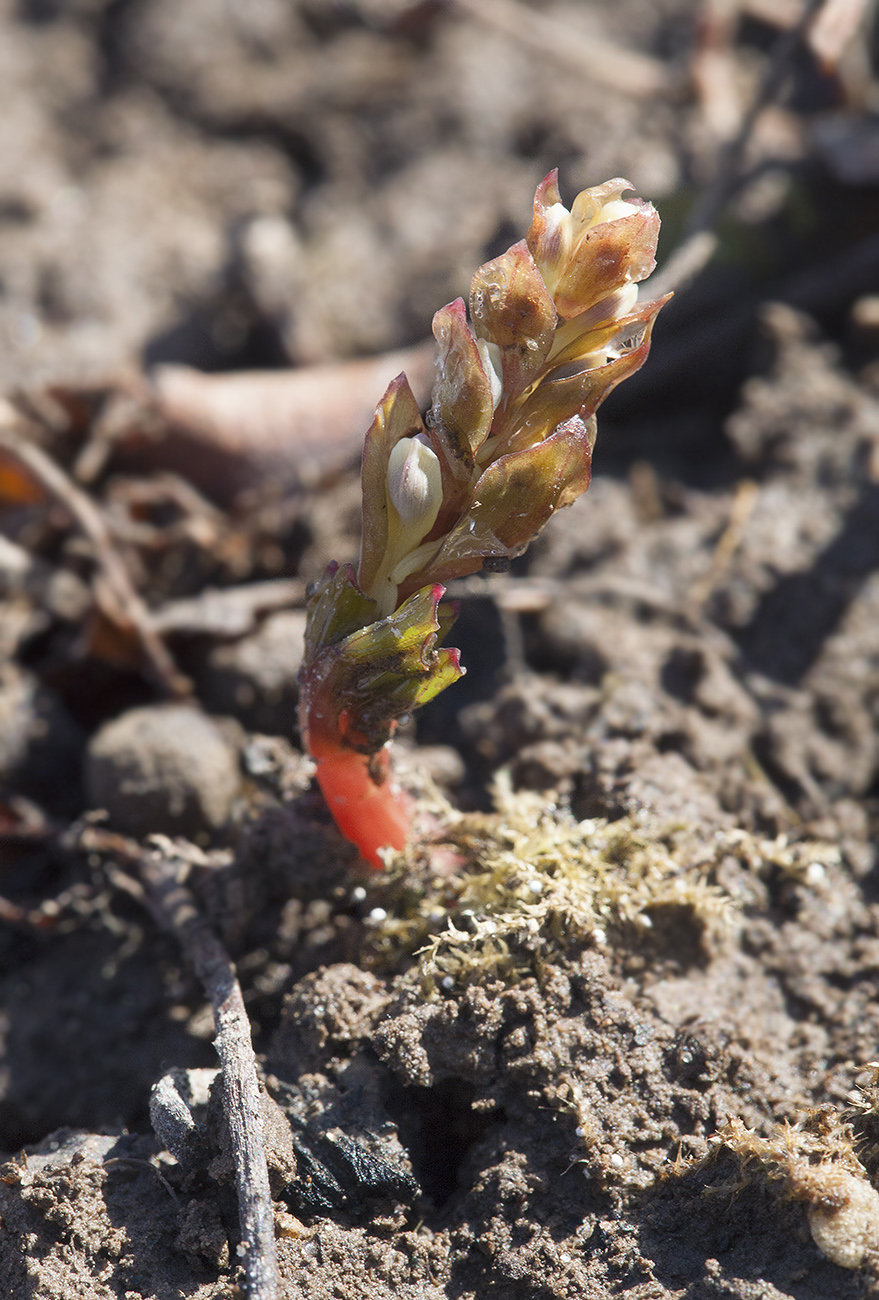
[358,772,837,992]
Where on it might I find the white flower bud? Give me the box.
[542,201,571,246]
[386,436,443,531]
[476,337,503,410]
[593,199,639,227]
[609,281,639,316]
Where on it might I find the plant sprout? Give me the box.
[299,171,668,867]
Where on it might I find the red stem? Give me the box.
[305,727,412,869]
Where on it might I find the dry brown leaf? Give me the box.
[808,0,871,71]
[135,340,435,503]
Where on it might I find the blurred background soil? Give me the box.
[1,1,879,1297]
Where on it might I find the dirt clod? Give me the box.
[86,704,242,838]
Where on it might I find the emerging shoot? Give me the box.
[299,171,668,867]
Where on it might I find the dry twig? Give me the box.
[453,0,672,98]
[651,0,827,298]
[0,896,57,930]
[683,0,827,240]
[645,230,719,302]
[136,836,280,1300]
[0,402,188,698]
[808,0,873,71]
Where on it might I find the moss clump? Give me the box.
[358,772,837,991]
[686,1112,879,1272]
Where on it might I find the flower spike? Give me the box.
[300,172,668,866]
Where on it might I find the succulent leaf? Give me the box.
[431,298,495,474]
[301,569,463,757]
[469,240,557,398]
[302,561,377,662]
[409,415,596,588]
[359,374,428,597]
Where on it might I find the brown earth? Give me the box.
[1,2,879,1298]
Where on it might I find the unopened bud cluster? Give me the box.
[358,172,668,621]
[299,172,667,864]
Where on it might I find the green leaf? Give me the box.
[415,415,596,586]
[302,580,463,755]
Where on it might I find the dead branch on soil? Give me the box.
[136,836,280,1300]
[684,0,826,241]
[0,895,57,930]
[0,401,188,699]
[808,0,873,73]
[148,338,435,496]
[650,0,828,299]
[0,878,108,933]
[72,825,279,1297]
[453,0,672,98]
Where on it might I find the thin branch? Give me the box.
[135,837,280,1300]
[0,894,58,930]
[644,230,718,302]
[0,402,188,699]
[453,0,672,99]
[683,0,827,241]
[651,0,826,298]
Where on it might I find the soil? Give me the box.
[1,2,879,1298]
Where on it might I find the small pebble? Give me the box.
[86,704,241,837]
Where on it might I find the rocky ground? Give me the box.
[1,2,879,1297]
